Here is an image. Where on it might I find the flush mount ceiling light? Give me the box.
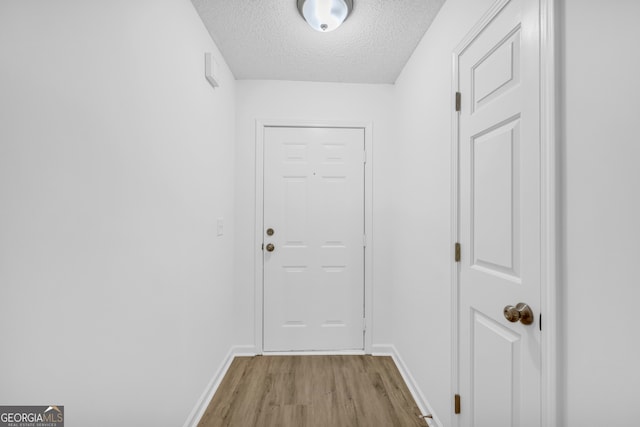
[297,0,353,32]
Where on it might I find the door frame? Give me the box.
[450,0,559,426]
[254,119,374,354]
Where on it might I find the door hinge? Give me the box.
[455,92,461,112]
[539,314,542,331]
[364,150,367,164]
[455,242,461,262]
[455,394,461,414]
[261,243,264,251]
[363,234,367,247]
[363,318,367,332]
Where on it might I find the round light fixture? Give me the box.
[297,0,353,32]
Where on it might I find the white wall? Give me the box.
[0,1,236,426]
[234,80,395,349]
[390,0,495,425]
[560,1,640,425]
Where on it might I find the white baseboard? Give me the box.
[232,344,258,357]
[372,344,442,427]
[182,345,258,427]
[371,344,396,356]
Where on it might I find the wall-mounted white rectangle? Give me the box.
[204,52,219,88]
[216,217,224,236]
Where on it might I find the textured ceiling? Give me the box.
[191,0,446,84]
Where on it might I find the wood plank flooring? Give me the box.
[198,355,429,427]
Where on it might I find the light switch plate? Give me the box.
[217,218,224,236]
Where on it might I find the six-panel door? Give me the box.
[263,126,365,352]
[458,0,542,425]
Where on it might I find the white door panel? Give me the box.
[263,127,365,352]
[458,0,541,425]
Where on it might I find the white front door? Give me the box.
[457,0,541,425]
[263,126,365,352]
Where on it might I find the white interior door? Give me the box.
[263,126,365,352]
[457,0,541,425]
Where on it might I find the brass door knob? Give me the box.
[503,303,534,325]
[265,243,275,252]
[266,228,274,236]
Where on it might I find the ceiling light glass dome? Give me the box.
[297,0,353,32]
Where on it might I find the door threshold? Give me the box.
[260,350,366,356]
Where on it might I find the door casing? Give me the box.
[254,119,374,354]
[450,0,559,426]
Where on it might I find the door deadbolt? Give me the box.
[503,303,534,325]
[266,228,274,236]
[265,243,275,252]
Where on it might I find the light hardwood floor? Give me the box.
[197,355,429,427]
